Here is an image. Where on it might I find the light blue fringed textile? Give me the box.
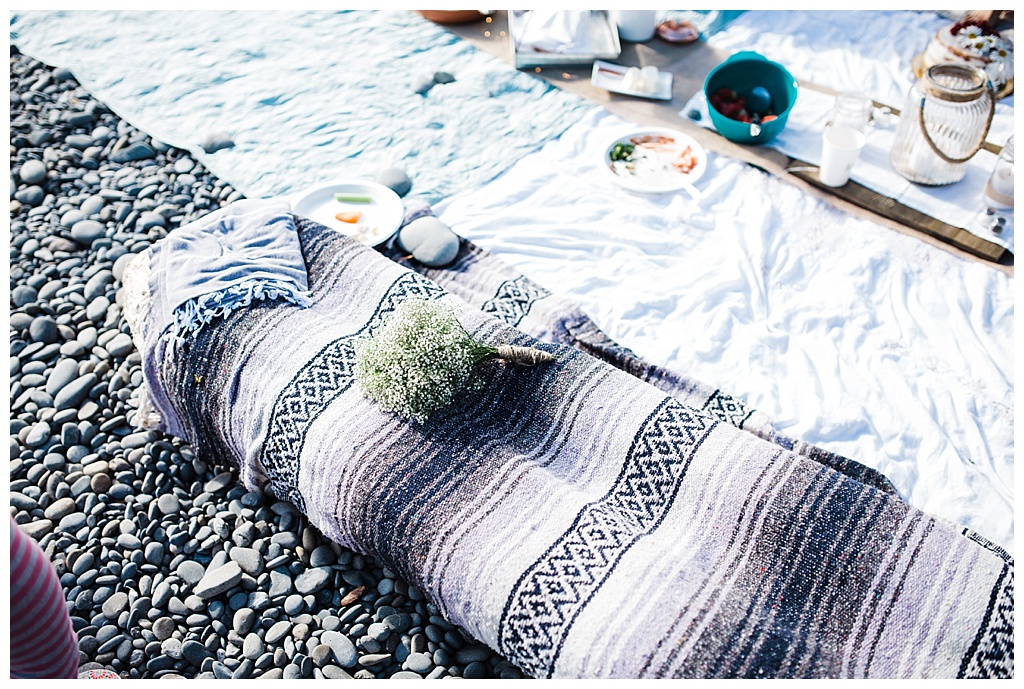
[147,199,310,342]
[141,199,310,438]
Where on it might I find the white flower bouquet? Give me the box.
[354,298,553,422]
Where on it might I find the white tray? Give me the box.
[591,60,673,101]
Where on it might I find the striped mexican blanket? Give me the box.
[126,203,1012,679]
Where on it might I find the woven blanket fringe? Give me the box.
[167,278,311,345]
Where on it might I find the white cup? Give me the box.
[611,10,657,43]
[984,136,1014,209]
[819,125,867,187]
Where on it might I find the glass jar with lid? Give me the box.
[890,62,995,185]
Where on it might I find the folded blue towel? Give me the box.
[147,199,311,342]
[137,199,310,439]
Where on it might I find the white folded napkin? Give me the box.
[514,10,592,54]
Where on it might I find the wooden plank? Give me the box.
[436,12,1012,271]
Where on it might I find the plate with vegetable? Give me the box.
[289,180,404,246]
[602,127,707,195]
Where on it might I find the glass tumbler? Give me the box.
[984,136,1014,209]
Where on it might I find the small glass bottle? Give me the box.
[826,92,874,133]
[890,63,995,186]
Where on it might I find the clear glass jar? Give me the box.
[890,63,995,185]
[984,136,1014,209]
[826,91,874,133]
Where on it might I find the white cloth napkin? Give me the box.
[513,10,593,54]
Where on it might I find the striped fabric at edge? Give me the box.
[9,519,80,679]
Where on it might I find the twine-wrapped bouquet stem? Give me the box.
[354,298,553,422]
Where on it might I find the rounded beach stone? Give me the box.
[412,74,435,95]
[152,617,176,641]
[111,141,156,163]
[181,639,210,667]
[284,593,305,615]
[229,547,263,576]
[106,332,134,358]
[102,591,130,619]
[29,316,59,344]
[376,167,412,197]
[136,211,166,231]
[70,219,106,246]
[12,284,38,307]
[80,195,107,216]
[294,567,331,595]
[43,496,77,521]
[54,373,97,411]
[321,630,359,668]
[463,661,487,679]
[176,560,206,586]
[156,493,180,515]
[433,71,455,84]
[265,620,292,644]
[61,209,85,228]
[65,133,95,150]
[25,421,52,448]
[200,131,235,154]
[19,159,48,184]
[14,186,44,206]
[454,645,491,664]
[233,608,256,634]
[243,633,265,660]
[47,358,81,395]
[194,562,243,599]
[309,544,336,568]
[404,652,433,674]
[397,216,460,268]
[90,473,112,493]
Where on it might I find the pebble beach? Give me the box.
[9,46,521,680]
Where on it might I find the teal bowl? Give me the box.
[704,51,798,145]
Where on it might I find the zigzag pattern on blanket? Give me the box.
[258,271,446,513]
[380,239,897,495]
[147,217,1011,679]
[500,398,716,677]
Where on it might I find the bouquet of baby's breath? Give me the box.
[354,298,553,423]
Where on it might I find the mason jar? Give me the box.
[890,62,995,185]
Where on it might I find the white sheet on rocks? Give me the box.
[434,106,1014,554]
[9,10,591,204]
[10,9,1014,553]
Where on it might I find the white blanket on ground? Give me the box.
[434,106,1014,552]
[9,10,590,204]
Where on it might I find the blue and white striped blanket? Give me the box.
[125,203,1012,678]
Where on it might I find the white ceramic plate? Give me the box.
[602,127,707,194]
[591,60,673,101]
[290,180,404,246]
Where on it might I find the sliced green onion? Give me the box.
[334,193,373,203]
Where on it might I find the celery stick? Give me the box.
[334,193,373,203]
